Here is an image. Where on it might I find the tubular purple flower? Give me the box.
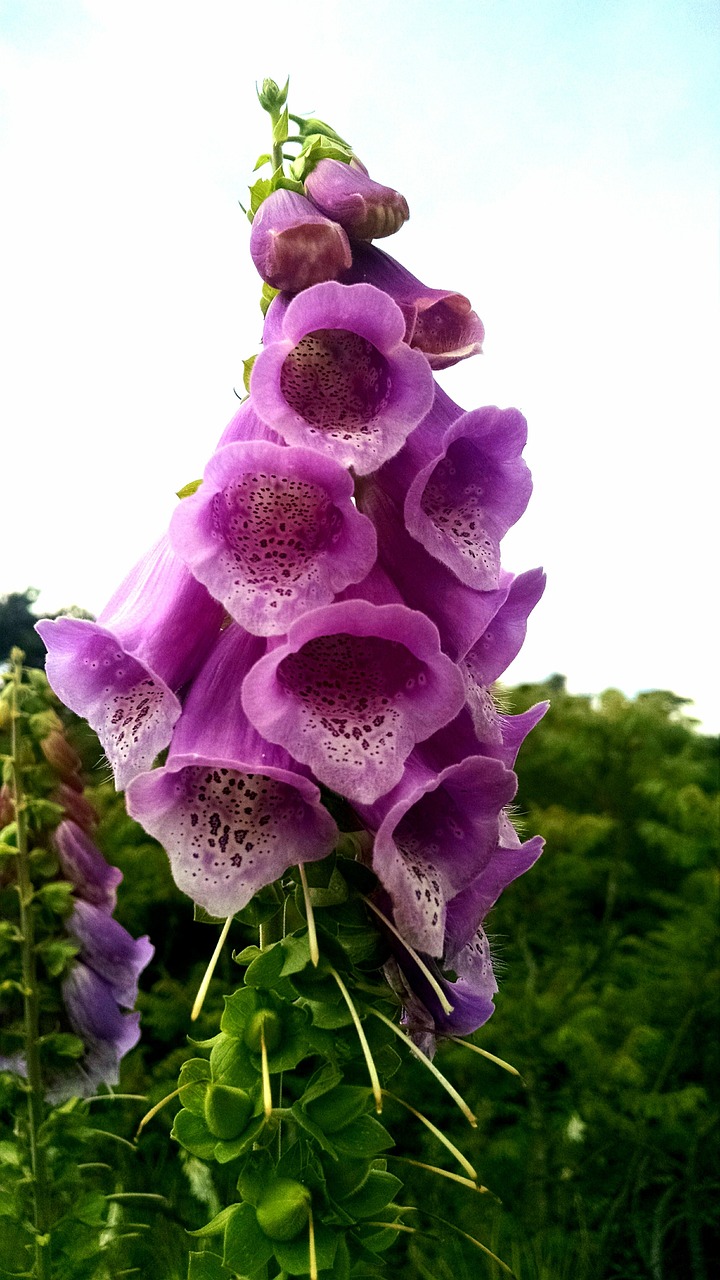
[65,900,154,1008]
[403,407,533,591]
[126,625,338,918]
[241,600,465,805]
[249,188,352,292]
[249,281,434,474]
[304,158,409,240]
[358,753,518,956]
[53,819,123,913]
[356,481,512,660]
[169,440,377,635]
[61,962,143,1094]
[36,537,224,790]
[342,242,484,369]
[386,817,543,1050]
[424,699,549,774]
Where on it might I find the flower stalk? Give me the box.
[9,650,51,1280]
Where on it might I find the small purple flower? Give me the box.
[53,819,123,913]
[402,407,533,591]
[36,537,224,790]
[250,188,352,292]
[169,440,377,635]
[126,625,338,918]
[305,158,409,240]
[343,242,484,369]
[242,600,465,805]
[358,753,518,957]
[386,815,544,1051]
[61,962,143,1094]
[65,900,154,1008]
[249,281,434,474]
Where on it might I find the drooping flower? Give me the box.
[401,406,533,590]
[342,241,484,369]
[357,752,518,956]
[127,624,338,918]
[36,537,224,790]
[60,962,145,1097]
[53,819,123,912]
[385,814,544,1052]
[249,281,434,474]
[249,188,352,291]
[241,599,465,805]
[65,900,154,1008]
[169,439,377,635]
[304,158,409,240]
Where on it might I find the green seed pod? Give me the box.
[244,1008,283,1054]
[256,1178,311,1241]
[203,1082,253,1140]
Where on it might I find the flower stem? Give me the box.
[10,651,51,1279]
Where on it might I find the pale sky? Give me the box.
[1,0,718,731]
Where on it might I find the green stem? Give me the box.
[10,652,51,1279]
[269,106,284,176]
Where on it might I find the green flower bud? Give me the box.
[244,1008,283,1054]
[203,1082,253,1140]
[256,1178,311,1241]
[257,78,289,113]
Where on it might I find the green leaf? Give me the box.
[271,106,289,146]
[289,1103,339,1157]
[299,1061,343,1106]
[304,1085,372,1135]
[214,1114,266,1164]
[210,1035,256,1089]
[253,153,272,171]
[188,1204,238,1237]
[248,177,272,217]
[339,1171,402,1219]
[272,1218,338,1275]
[279,933,312,977]
[171,1108,216,1161]
[244,942,286,989]
[331,1115,394,1158]
[222,1202,273,1274]
[34,880,74,916]
[39,1031,84,1060]
[36,936,79,978]
[179,1057,211,1115]
[259,282,279,317]
[178,479,203,501]
[242,354,257,392]
[187,1251,231,1280]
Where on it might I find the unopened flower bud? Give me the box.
[203,1082,253,1140]
[40,729,83,785]
[305,158,409,240]
[257,78,288,113]
[250,188,352,292]
[256,1178,311,1241]
[244,1008,282,1054]
[0,784,14,828]
[53,783,98,835]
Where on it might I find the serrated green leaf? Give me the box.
[222,1202,273,1274]
[178,479,203,501]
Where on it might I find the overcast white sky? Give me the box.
[1,0,718,731]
